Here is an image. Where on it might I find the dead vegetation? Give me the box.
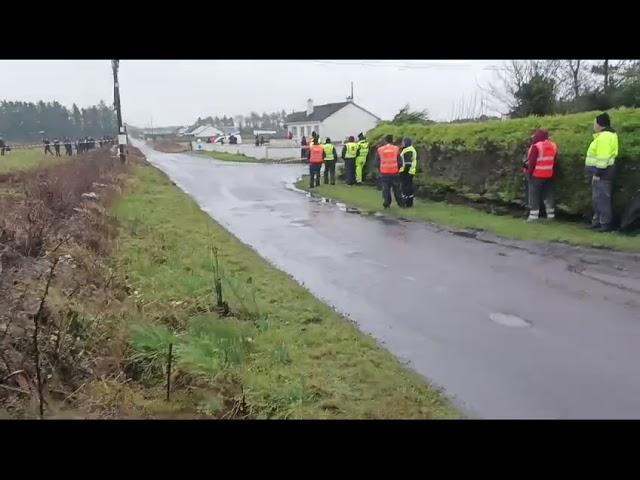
[0,148,256,419]
[152,141,188,153]
[0,149,140,418]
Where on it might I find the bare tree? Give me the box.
[559,60,593,99]
[591,60,629,93]
[482,60,562,115]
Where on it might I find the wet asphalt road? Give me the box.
[137,141,640,419]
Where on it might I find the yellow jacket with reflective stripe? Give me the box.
[345,142,358,158]
[323,143,335,160]
[356,140,369,160]
[585,130,618,169]
[400,146,417,175]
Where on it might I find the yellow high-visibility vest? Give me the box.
[585,130,618,169]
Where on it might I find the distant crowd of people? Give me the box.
[0,136,10,156]
[42,136,116,156]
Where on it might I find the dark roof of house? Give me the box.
[285,102,351,123]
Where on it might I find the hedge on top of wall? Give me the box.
[365,108,640,218]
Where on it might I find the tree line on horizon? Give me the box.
[0,100,117,142]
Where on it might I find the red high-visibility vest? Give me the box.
[309,144,324,164]
[530,140,558,179]
[378,144,400,174]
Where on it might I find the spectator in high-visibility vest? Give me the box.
[375,134,404,208]
[322,137,338,185]
[307,141,325,188]
[341,136,358,185]
[526,129,558,221]
[399,137,418,207]
[586,112,618,232]
[355,132,370,184]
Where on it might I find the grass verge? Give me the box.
[0,148,68,174]
[113,162,459,418]
[295,176,640,252]
[201,151,261,163]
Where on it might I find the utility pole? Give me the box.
[111,59,126,163]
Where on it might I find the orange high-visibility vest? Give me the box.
[309,144,324,164]
[378,144,400,174]
[530,140,558,179]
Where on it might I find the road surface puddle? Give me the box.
[489,312,532,328]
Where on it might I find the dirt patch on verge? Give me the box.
[153,141,189,153]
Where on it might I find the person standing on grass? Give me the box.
[355,132,370,184]
[376,134,404,209]
[322,137,338,185]
[43,138,53,155]
[64,138,73,156]
[342,135,358,186]
[307,139,325,188]
[526,129,558,221]
[586,112,618,232]
[0,136,5,156]
[53,138,61,156]
[399,137,418,207]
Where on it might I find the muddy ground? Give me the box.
[152,141,189,154]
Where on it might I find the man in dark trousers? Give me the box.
[526,129,558,221]
[399,137,418,207]
[585,112,619,232]
[53,138,61,156]
[375,135,404,209]
[64,137,73,156]
[307,140,325,188]
[0,136,5,156]
[43,138,54,155]
[341,135,358,185]
[322,137,338,185]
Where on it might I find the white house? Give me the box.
[285,99,380,143]
[189,125,224,141]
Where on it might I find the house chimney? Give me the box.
[306,98,313,116]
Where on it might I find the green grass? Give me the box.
[366,108,640,216]
[296,177,640,252]
[0,148,67,174]
[112,163,459,419]
[201,151,261,163]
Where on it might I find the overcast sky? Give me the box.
[0,60,502,126]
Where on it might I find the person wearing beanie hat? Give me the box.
[399,137,418,207]
[586,112,619,232]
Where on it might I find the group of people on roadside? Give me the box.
[305,111,619,229]
[523,111,618,232]
[43,136,115,156]
[305,131,418,209]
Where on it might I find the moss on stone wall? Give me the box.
[366,108,640,218]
